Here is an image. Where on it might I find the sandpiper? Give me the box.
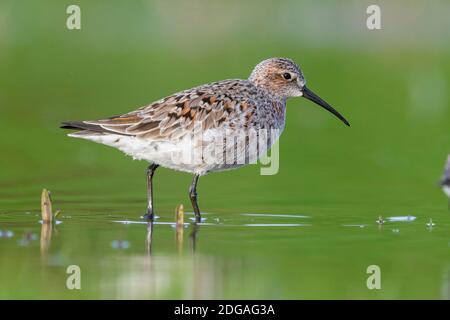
[61,57,350,222]
[441,155,450,198]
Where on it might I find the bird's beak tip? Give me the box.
[302,86,350,127]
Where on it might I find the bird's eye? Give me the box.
[282,72,292,80]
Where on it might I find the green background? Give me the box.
[0,0,449,299]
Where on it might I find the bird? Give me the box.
[440,154,450,198]
[61,57,350,222]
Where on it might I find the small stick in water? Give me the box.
[175,204,184,253]
[40,189,58,260]
[376,215,384,225]
[41,189,53,224]
[176,204,184,226]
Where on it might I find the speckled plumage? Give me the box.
[62,58,306,174]
[61,57,349,221]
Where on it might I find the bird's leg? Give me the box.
[189,174,201,223]
[144,164,159,220]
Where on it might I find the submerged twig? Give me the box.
[41,189,53,224]
[39,189,62,260]
[175,204,184,253]
[176,204,184,226]
[376,215,385,225]
[40,189,61,223]
[426,218,435,228]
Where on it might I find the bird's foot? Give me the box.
[143,209,154,221]
[192,205,201,223]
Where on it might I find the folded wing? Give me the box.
[61,80,257,141]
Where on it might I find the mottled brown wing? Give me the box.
[81,82,256,140]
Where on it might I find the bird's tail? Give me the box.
[61,121,104,132]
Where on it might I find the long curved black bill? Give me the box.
[302,86,350,127]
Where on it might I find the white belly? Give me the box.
[443,185,450,197]
[69,127,283,175]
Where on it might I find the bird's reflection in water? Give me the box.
[189,224,199,254]
[442,266,450,300]
[146,221,154,256]
[145,221,200,256]
[106,221,215,299]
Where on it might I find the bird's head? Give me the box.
[249,57,350,126]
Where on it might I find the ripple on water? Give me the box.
[342,224,367,228]
[244,223,311,227]
[241,213,310,219]
[386,216,417,222]
[113,214,312,227]
[114,220,192,227]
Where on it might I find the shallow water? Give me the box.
[1,191,449,299]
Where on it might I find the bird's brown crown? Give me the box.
[248,58,305,99]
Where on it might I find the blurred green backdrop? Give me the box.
[0,0,449,299]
